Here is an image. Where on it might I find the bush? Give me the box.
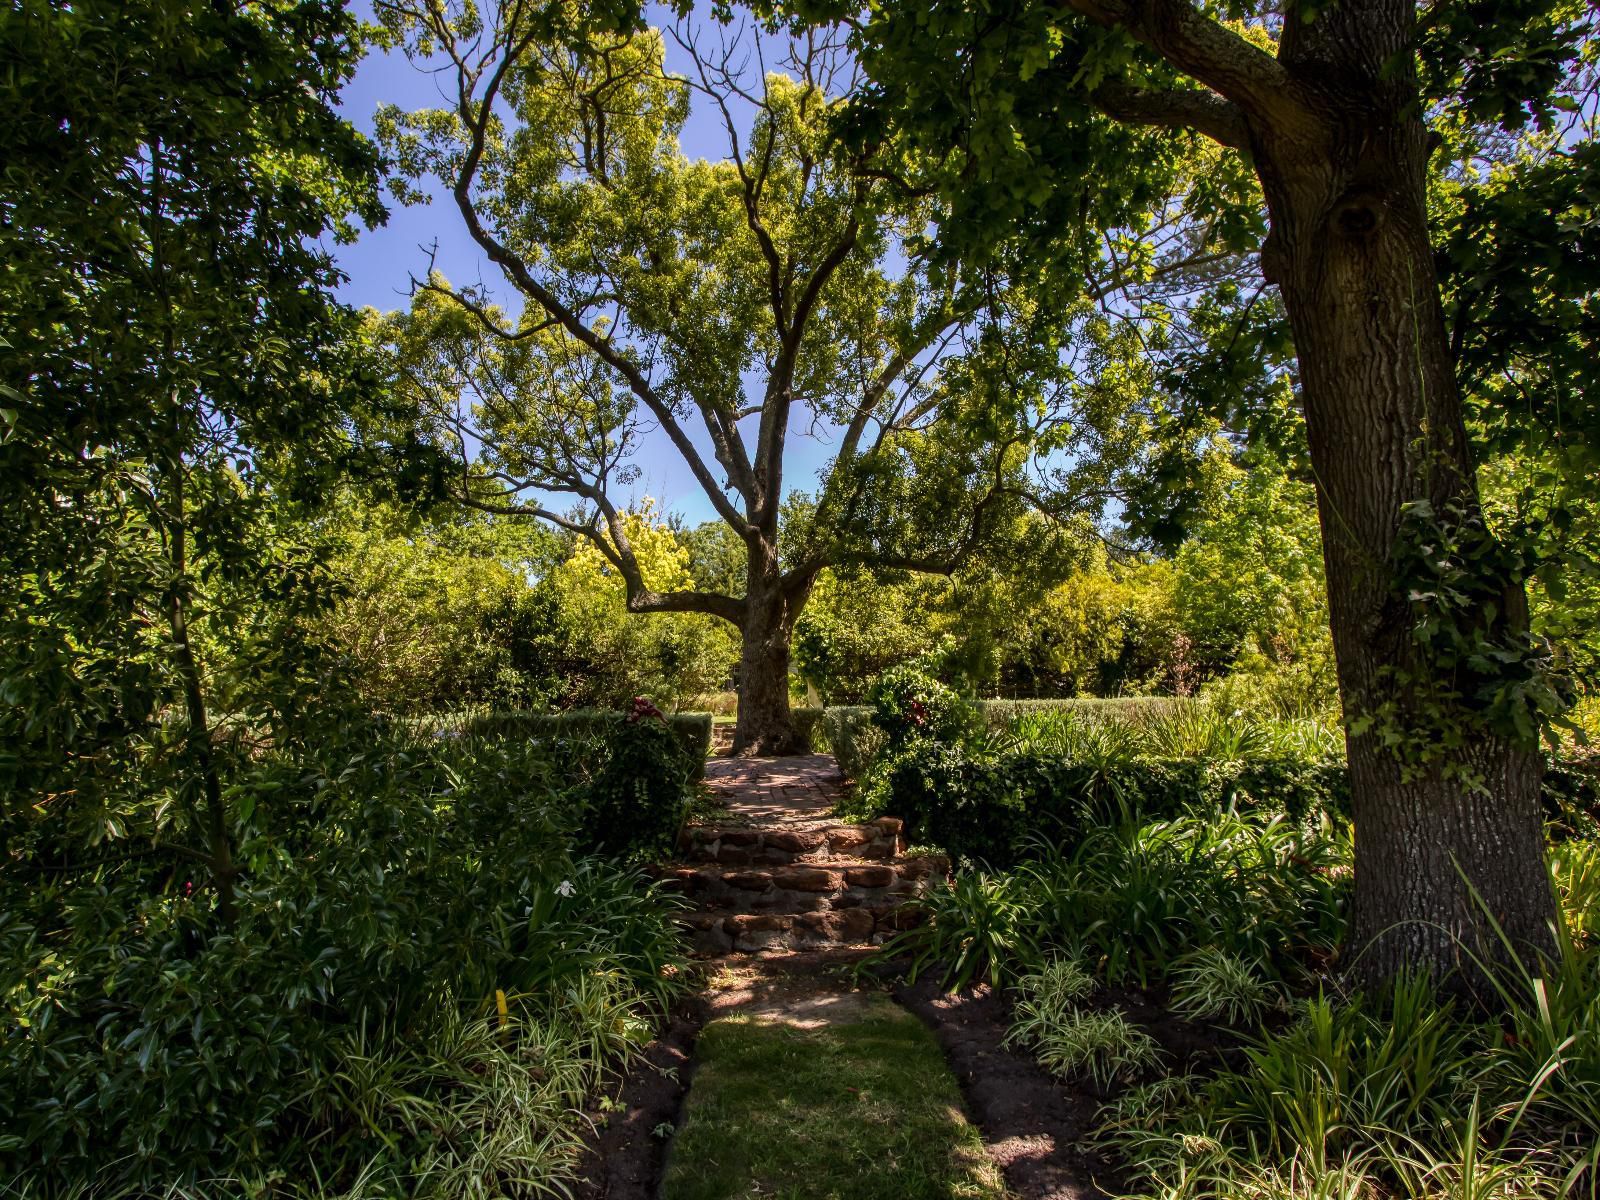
[0,727,692,1196]
[584,706,700,860]
[872,737,1352,867]
[817,705,881,780]
[876,810,1351,991]
[867,659,981,753]
[979,696,1192,729]
[791,704,825,752]
[444,705,713,781]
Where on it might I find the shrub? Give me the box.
[980,696,1191,729]
[867,659,981,753]
[1006,962,1161,1089]
[584,705,699,861]
[1170,949,1285,1026]
[878,870,1043,991]
[446,705,713,781]
[877,811,1350,991]
[0,728,692,1195]
[791,704,825,752]
[818,705,882,780]
[868,736,1353,868]
[1029,1009,1163,1089]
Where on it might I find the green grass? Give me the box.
[662,998,1008,1200]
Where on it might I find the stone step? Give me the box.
[679,817,904,866]
[656,855,946,917]
[682,904,926,956]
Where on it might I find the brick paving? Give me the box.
[664,753,947,955]
[702,753,843,827]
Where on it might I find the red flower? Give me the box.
[627,696,665,724]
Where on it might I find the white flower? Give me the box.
[555,880,576,898]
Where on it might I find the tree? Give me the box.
[318,500,567,712]
[0,0,384,920]
[372,11,1097,753]
[823,0,1595,978]
[548,504,742,709]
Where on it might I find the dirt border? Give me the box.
[572,996,709,1200]
[891,973,1119,1200]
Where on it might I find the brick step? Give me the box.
[679,817,904,866]
[683,903,923,955]
[656,855,946,917]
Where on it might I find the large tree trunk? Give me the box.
[1253,2,1555,986]
[732,553,813,757]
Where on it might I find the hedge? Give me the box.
[975,696,1192,728]
[880,742,1351,867]
[877,740,1600,868]
[456,708,713,781]
[811,698,1197,780]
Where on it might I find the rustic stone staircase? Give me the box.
[658,755,947,956]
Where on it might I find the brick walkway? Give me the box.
[702,753,843,827]
[663,754,946,955]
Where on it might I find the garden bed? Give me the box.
[573,996,710,1200]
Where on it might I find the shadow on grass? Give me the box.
[661,995,1008,1200]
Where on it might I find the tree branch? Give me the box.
[1090,79,1249,149]
[439,27,754,535]
[1059,0,1317,135]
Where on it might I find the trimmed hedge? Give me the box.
[976,696,1191,728]
[876,740,1598,868]
[457,708,713,781]
[881,741,1350,867]
[815,706,879,780]
[791,706,826,752]
[813,699,1197,780]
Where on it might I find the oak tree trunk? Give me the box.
[1253,1,1555,986]
[732,553,812,757]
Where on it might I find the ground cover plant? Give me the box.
[660,997,1008,1200]
[863,668,1600,1197]
[0,721,695,1197]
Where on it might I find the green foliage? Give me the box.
[1016,1007,1163,1091]
[447,707,713,784]
[545,507,740,710]
[867,656,983,754]
[584,711,700,861]
[1078,858,1600,1198]
[0,0,395,919]
[876,809,1350,992]
[862,711,1354,868]
[881,871,1044,993]
[1170,949,1285,1026]
[1348,499,1580,778]
[1006,956,1163,1094]
[320,501,568,712]
[817,706,884,781]
[0,725,691,1194]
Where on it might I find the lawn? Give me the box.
[662,996,1008,1200]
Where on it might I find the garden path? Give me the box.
[660,754,944,955]
[643,759,1108,1200]
[702,753,840,826]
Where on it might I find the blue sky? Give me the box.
[330,3,841,527]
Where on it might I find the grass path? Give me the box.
[661,960,1009,1200]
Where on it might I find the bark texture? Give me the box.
[731,553,813,757]
[1249,0,1554,983]
[1067,0,1562,985]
